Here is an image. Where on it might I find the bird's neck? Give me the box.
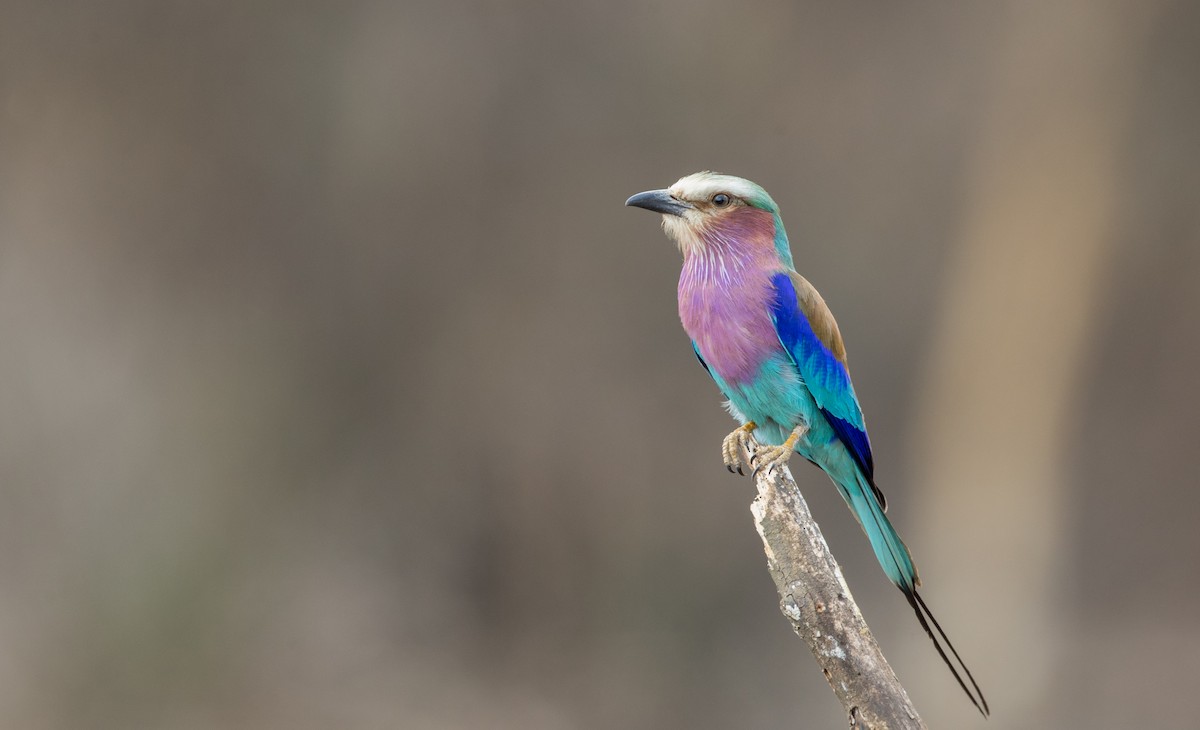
[677,210,784,384]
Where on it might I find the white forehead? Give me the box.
[668,172,764,203]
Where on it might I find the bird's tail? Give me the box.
[836,469,990,717]
[836,469,919,591]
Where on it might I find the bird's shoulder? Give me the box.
[781,270,848,364]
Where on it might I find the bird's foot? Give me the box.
[750,424,807,479]
[722,421,758,475]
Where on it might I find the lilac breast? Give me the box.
[677,209,782,385]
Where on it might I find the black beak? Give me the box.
[625,189,692,217]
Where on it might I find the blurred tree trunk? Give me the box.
[906,0,1161,715]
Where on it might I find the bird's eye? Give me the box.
[712,193,731,207]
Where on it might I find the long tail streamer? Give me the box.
[904,588,990,717]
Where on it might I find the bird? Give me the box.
[626,172,988,717]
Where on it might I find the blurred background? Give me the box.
[2,1,1198,727]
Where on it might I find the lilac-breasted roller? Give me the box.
[627,172,988,716]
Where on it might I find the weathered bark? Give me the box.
[751,464,925,730]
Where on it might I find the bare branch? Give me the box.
[751,464,926,729]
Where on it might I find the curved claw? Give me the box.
[746,424,808,480]
[721,421,758,476]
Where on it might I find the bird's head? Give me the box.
[625,172,791,265]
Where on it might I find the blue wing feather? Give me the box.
[824,411,875,477]
[768,272,878,485]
